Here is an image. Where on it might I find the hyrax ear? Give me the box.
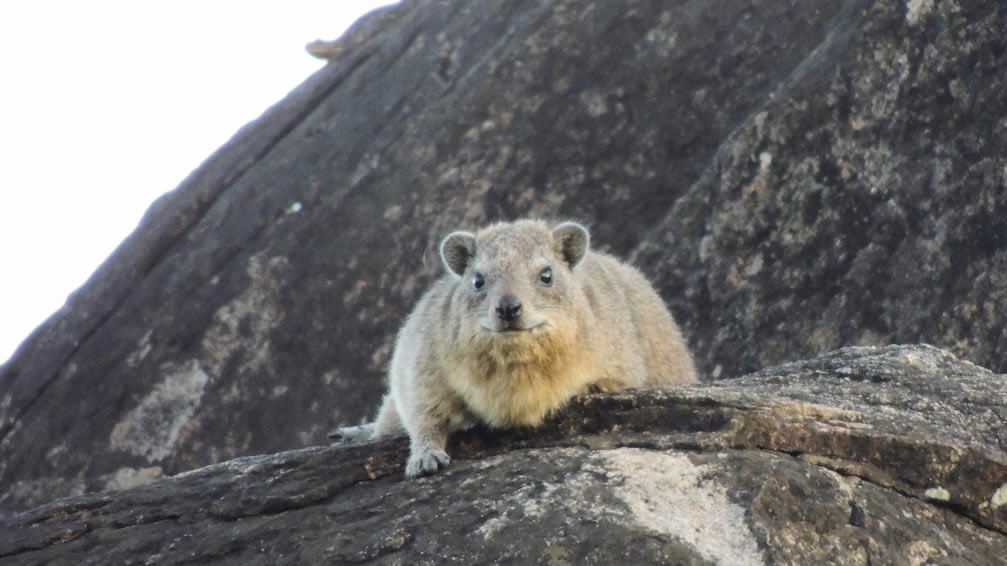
[552,221,590,268]
[440,231,477,276]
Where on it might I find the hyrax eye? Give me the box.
[472,272,485,291]
[539,266,553,286]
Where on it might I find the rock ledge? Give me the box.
[2,345,1004,565]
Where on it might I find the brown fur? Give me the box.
[330,219,696,477]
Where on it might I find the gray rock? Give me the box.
[1,345,1004,564]
[1,0,1005,522]
[635,0,1007,380]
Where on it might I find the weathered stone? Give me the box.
[634,0,1007,379]
[1,0,1005,526]
[0,345,1003,564]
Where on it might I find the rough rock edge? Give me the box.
[1,344,1003,563]
[0,0,413,441]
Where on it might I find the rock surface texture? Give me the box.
[1,345,1005,564]
[0,0,1004,530]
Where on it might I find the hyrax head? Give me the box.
[440,220,589,336]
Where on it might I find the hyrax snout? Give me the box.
[494,294,522,323]
[330,219,697,478]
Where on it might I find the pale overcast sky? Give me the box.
[0,1,397,364]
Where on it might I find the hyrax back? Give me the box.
[330,219,696,477]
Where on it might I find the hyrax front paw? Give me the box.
[328,423,376,443]
[405,446,451,478]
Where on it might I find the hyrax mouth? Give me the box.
[481,321,546,333]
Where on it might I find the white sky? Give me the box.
[0,1,397,364]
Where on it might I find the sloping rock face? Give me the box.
[634,0,1007,379]
[1,345,1005,564]
[1,0,1005,512]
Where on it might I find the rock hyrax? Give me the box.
[330,219,696,477]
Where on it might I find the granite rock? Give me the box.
[1,345,1004,564]
[1,0,1004,516]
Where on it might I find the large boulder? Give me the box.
[2,345,1004,564]
[634,0,1007,379]
[1,0,1005,515]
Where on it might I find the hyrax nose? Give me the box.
[495,294,523,322]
